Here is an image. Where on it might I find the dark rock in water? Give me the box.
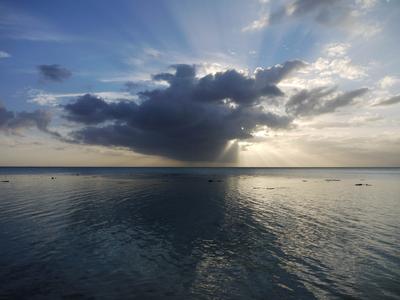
[302,180,308,182]
[355,183,363,186]
[51,177,56,180]
[208,179,213,182]
[355,183,372,186]
[266,187,275,190]
[1,180,10,183]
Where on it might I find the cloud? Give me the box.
[308,43,366,80]
[243,0,349,31]
[27,89,137,106]
[306,114,382,128]
[286,86,368,116]
[325,43,350,58]
[242,0,379,35]
[0,103,52,133]
[373,95,400,107]
[63,62,304,162]
[312,57,366,80]
[279,42,368,91]
[38,64,72,82]
[123,80,166,94]
[286,0,350,25]
[242,16,269,32]
[283,134,400,167]
[63,94,138,125]
[379,76,400,89]
[0,4,73,42]
[0,51,11,58]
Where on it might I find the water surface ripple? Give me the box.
[0,168,399,299]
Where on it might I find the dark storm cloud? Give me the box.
[63,63,302,161]
[0,103,52,132]
[285,86,369,117]
[148,61,305,105]
[267,0,351,27]
[64,94,138,125]
[38,64,71,82]
[373,95,400,107]
[124,81,141,92]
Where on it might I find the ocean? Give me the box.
[0,167,399,299]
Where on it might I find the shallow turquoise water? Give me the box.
[0,168,399,299]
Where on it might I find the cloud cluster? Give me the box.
[63,63,305,161]
[38,64,71,82]
[2,59,371,163]
[0,103,52,133]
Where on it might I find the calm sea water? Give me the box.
[0,168,399,299]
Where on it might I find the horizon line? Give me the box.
[1,166,399,169]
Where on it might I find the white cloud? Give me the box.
[27,89,62,105]
[355,0,378,11]
[242,16,269,32]
[279,75,335,90]
[196,62,231,76]
[350,21,382,39]
[0,51,11,58]
[27,89,138,106]
[325,43,350,58]
[309,43,366,80]
[312,56,366,80]
[379,76,400,89]
[143,47,161,59]
[279,43,367,90]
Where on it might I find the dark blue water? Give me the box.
[0,168,399,299]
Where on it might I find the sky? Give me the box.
[0,0,400,167]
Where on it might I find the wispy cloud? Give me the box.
[373,95,400,107]
[242,0,381,38]
[0,50,11,58]
[305,113,382,128]
[242,16,269,32]
[27,89,138,106]
[0,4,73,42]
[286,86,369,117]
